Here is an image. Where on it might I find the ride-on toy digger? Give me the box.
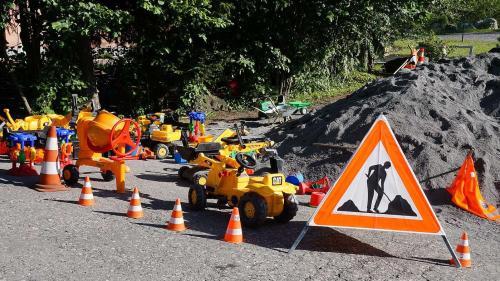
[177,123,274,182]
[178,146,298,227]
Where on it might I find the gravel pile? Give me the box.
[272,53,500,205]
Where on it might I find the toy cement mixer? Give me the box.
[62,110,141,193]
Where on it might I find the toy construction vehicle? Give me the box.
[62,110,141,193]
[177,123,274,182]
[181,147,298,227]
[256,95,310,122]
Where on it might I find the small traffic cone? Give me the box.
[79,176,95,206]
[450,232,471,268]
[224,207,243,243]
[417,48,425,65]
[166,198,186,231]
[127,187,144,219]
[35,126,68,192]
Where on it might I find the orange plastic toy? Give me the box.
[61,110,141,193]
[447,153,499,221]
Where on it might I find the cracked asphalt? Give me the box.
[0,122,498,280]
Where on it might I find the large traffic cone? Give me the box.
[35,126,68,192]
[79,176,95,206]
[127,187,144,218]
[224,207,243,243]
[166,198,186,231]
[450,232,471,268]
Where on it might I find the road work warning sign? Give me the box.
[310,114,443,234]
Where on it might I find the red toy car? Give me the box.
[297,176,331,195]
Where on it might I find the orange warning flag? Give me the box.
[447,154,499,221]
[310,115,443,234]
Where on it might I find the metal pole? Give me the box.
[442,235,461,268]
[288,225,309,253]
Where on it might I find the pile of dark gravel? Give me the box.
[272,53,500,205]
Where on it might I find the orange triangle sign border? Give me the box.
[309,114,444,235]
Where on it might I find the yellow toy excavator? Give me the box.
[177,123,274,183]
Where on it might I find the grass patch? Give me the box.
[291,71,378,104]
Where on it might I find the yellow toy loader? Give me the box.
[178,145,298,227]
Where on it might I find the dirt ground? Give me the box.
[0,129,498,280]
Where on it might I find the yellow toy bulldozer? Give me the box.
[136,112,183,159]
[181,148,298,227]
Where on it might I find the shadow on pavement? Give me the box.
[93,210,127,217]
[0,170,39,189]
[45,199,79,205]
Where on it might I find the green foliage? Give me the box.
[425,0,500,33]
[418,34,448,61]
[1,0,430,114]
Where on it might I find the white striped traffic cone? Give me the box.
[166,198,186,231]
[35,126,68,192]
[224,207,243,243]
[79,176,95,206]
[450,232,472,268]
[127,187,144,218]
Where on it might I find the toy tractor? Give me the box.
[185,150,298,227]
[62,110,141,193]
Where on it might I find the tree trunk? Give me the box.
[76,35,97,98]
[0,27,7,58]
[18,0,41,82]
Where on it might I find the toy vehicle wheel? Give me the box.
[62,164,79,185]
[188,184,207,211]
[300,108,307,115]
[154,143,170,160]
[193,172,208,186]
[101,170,115,182]
[274,194,298,223]
[178,166,190,179]
[238,193,267,227]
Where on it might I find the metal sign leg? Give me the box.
[442,235,461,268]
[288,225,309,254]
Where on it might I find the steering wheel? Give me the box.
[109,118,141,158]
[235,153,257,169]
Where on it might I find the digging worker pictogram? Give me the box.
[365,161,391,213]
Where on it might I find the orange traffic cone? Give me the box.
[35,126,68,192]
[224,207,243,243]
[417,48,425,64]
[447,153,500,220]
[79,176,95,206]
[166,198,186,231]
[450,232,471,268]
[127,187,144,218]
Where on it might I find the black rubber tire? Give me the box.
[101,170,115,182]
[178,166,190,179]
[154,143,170,160]
[62,164,79,185]
[300,108,307,115]
[274,194,298,223]
[188,184,207,211]
[192,171,208,186]
[238,193,267,227]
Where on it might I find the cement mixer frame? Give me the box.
[62,110,141,193]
